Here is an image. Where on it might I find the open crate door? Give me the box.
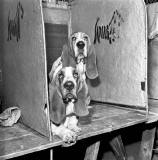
[0,0,50,137]
[71,0,147,109]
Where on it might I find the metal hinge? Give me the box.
[141,81,145,91]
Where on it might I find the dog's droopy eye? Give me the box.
[58,72,64,80]
[73,72,78,78]
[83,36,88,41]
[72,36,76,41]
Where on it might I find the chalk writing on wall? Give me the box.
[93,10,124,45]
[7,2,24,42]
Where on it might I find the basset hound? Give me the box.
[49,32,99,81]
[49,66,89,145]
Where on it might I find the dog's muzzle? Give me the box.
[64,81,74,91]
[63,81,77,103]
[76,41,86,64]
[76,41,85,49]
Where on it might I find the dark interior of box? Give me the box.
[44,23,68,75]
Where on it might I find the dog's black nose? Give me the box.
[64,81,74,90]
[76,41,85,49]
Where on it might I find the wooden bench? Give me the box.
[0,103,157,160]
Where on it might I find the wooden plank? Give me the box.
[51,104,148,144]
[84,141,100,160]
[49,104,148,145]
[0,105,148,159]
[0,124,49,160]
[109,135,127,160]
[0,124,31,142]
[88,104,132,118]
[139,126,156,160]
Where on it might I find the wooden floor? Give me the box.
[0,103,155,160]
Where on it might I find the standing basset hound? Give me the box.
[49,32,99,81]
[49,66,89,146]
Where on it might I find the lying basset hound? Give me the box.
[49,66,89,145]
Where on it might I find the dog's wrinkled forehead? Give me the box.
[70,32,90,44]
[57,67,78,83]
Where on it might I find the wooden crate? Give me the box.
[0,0,157,159]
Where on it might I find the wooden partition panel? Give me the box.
[147,3,158,99]
[0,4,3,105]
[0,0,50,137]
[71,0,147,108]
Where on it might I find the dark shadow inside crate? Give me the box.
[44,23,68,75]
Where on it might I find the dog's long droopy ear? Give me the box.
[74,81,89,117]
[86,45,99,79]
[49,57,62,83]
[61,44,76,67]
[49,83,65,125]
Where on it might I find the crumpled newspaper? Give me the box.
[0,106,21,127]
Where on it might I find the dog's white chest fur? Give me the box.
[76,62,86,81]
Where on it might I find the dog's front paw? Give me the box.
[53,125,77,146]
[61,127,77,146]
